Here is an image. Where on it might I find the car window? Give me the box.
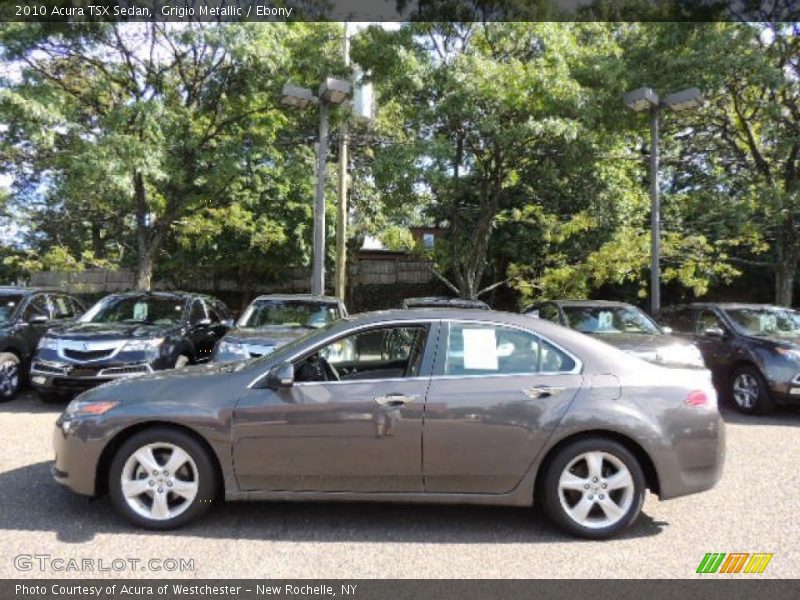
[660,308,695,333]
[295,326,429,382]
[538,304,562,324]
[0,294,25,324]
[69,297,85,317]
[697,310,725,334]
[206,301,222,324]
[23,294,50,321]
[444,322,575,376]
[189,299,207,324]
[49,294,76,320]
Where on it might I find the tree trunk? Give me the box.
[134,249,154,290]
[132,172,162,291]
[775,258,796,307]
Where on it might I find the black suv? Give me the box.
[0,287,85,400]
[659,303,800,414]
[30,291,232,400]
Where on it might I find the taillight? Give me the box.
[685,390,709,407]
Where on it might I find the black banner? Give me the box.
[3,580,800,600]
[1,0,799,23]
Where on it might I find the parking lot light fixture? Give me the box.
[282,78,351,296]
[624,85,703,315]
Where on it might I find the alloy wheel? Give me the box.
[0,359,19,398]
[732,373,759,409]
[557,451,634,529]
[120,443,199,521]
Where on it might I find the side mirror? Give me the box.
[704,327,725,338]
[222,318,235,329]
[28,314,48,325]
[194,317,212,327]
[661,326,674,335]
[266,362,294,391]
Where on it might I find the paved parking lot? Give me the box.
[1,391,798,579]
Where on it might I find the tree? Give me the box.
[0,22,344,290]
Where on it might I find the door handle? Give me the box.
[374,393,417,406]
[523,386,565,399]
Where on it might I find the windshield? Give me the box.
[80,295,186,325]
[724,307,800,337]
[238,299,341,329]
[562,306,661,335]
[0,294,24,324]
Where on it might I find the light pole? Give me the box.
[623,86,703,315]
[282,77,351,296]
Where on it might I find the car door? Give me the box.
[423,320,583,494]
[186,298,215,362]
[19,293,52,358]
[232,321,439,493]
[693,309,732,375]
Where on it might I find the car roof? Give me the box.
[404,296,489,307]
[0,286,61,295]
[251,294,342,304]
[104,290,197,300]
[534,299,635,309]
[663,302,789,311]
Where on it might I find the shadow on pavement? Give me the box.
[0,461,667,545]
[0,390,66,415]
[719,405,800,427]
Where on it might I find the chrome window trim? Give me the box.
[440,318,583,376]
[247,319,437,389]
[247,316,582,389]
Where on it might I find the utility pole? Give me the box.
[312,101,330,296]
[335,22,351,301]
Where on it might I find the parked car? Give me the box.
[402,296,490,309]
[659,303,800,414]
[213,294,347,362]
[52,308,723,539]
[31,291,232,400]
[0,287,85,400]
[525,300,705,369]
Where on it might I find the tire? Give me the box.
[730,365,775,415]
[36,389,70,404]
[108,427,218,530]
[540,437,646,540]
[0,352,21,402]
[174,354,190,369]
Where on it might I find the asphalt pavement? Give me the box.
[1,391,798,579]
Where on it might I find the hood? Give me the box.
[744,333,800,347]
[78,359,254,408]
[224,326,311,347]
[47,321,179,341]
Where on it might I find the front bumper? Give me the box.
[31,358,162,395]
[52,416,112,496]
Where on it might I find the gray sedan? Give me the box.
[52,309,724,539]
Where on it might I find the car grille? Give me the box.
[63,348,116,361]
[98,365,151,377]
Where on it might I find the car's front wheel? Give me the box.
[0,353,21,401]
[730,365,774,415]
[109,428,218,529]
[541,438,646,539]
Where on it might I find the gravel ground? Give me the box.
[1,391,798,579]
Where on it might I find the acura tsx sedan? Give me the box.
[52,309,724,539]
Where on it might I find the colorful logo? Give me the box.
[696,552,773,574]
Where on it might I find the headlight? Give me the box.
[218,340,247,357]
[122,338,164,352]
[37,336,58,350]
[776,346,800,361]
[64,399,119,418]
[658,344,706,368]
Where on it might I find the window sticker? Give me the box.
[462,328,498,370]
[598,311,613,330]
[759,313,777,333]
[133,302,149,321]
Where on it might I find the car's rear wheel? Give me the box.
[541,438,646,539]
[109,428,218,529]
[0,353,21,402]
[730,365,774,415]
